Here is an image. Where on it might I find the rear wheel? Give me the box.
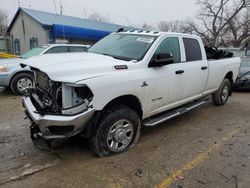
[89,105,141,157]
[212,79,231,106]
[10,73,33,95]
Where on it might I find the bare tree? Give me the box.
[0,9,7,36]
[157,20,194,33]
[88,12,109,23]
[223,9,250,47]
[189,0,249,46]
[141,23,155,30]
[158,20,180,32]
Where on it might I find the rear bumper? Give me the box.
[22,96,95,139]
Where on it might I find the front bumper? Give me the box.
[0,73,11,87]
[22,96,95,139]
[0,86,6,91]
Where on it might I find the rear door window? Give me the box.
[183,38,202,61]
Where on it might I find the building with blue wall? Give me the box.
[7,8,136,54]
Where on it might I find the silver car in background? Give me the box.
[224,48,250,90]
[233,57,250,90]
[0,44,89,95]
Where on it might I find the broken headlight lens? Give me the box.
[61,83,93,115]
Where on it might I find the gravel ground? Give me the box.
[0,89,250,188]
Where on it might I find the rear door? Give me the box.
[180,37,208,100]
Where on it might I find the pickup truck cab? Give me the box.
[22,31,241,157]
[0,44,89,94]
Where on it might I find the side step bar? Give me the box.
[143,98,210,127]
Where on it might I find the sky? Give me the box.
[0,0,199,27]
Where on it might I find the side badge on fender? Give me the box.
[114,65,128,70]
[141,81,149,87]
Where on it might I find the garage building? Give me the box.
[7,8,135,55]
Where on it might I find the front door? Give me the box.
[146,37,185,116]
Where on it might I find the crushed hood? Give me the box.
[23,52,130,83]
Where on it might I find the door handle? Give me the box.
[175,70,184,74]
[201,66,208,70]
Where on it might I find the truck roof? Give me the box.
[117,30,200,39]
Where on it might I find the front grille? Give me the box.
[31,70,62,114]
[48,126,74,135]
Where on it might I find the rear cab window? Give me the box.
[183,38,202,62]
[45,46,68,54]
[68,46,87,52]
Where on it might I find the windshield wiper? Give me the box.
[89,52,134,61]
[111,55,133,61]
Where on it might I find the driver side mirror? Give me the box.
[149,53,174,68]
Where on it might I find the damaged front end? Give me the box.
[23,69,95,140]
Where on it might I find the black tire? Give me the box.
[10,72,33,95]
[89,105,141,157]
[212,79,231,106]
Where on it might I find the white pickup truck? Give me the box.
[22,31,241,157]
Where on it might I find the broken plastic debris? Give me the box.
[176,175,184,180]
[135,168,143,177]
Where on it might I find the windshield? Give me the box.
[21,47,46,59]
[88,34,157,61]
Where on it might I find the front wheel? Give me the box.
[212,78,231,106]
[89,106,141,157]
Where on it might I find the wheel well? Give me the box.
[224,71,233,95]
[10,71,33,85]
[103,95,143,119]
[225,71,233,85]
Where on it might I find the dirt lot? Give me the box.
[0,89,250,188]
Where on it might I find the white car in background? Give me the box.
[0,44,90,95]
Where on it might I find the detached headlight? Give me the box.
[0,64,8,72]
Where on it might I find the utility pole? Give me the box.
[246,43,249,56]
[59,0,63,15]
[126,17,131,26]
[60,6,63,15]
[106,13,111,23]
[17,0,21,7]
[83,7,87,19]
